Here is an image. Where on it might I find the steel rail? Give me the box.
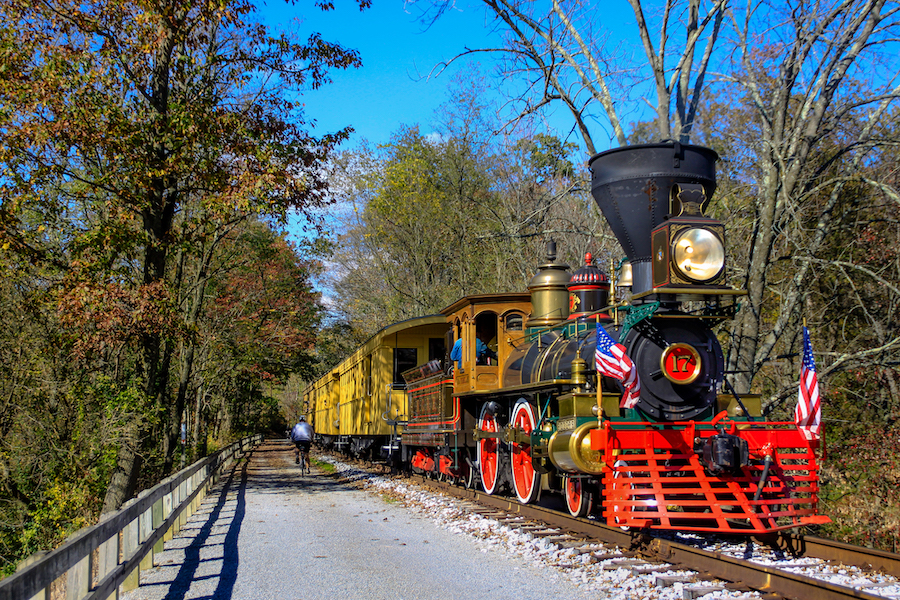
[647,537,888,600]
[412,474,895,600]
[760,532,900,578]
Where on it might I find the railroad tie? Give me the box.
[470,510,507,517]
[542,535,581,544]
[590,551,631,562]
[567,546,608,556]
[682,585,726,599]
[601,558,653,571]
[655,574,694,587]
[630,564,672,576]
[496,517,527,524]
[555,540,591,550]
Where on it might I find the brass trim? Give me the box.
[557,417,577,431]
[454,378,576,399]
[660,343,702,385]
[568,423,605,475]
[668,224,725,284]
[716,393,762,417]
[547,423,605,475]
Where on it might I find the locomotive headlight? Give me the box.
[672,228,724,282]
[651,218,728,291]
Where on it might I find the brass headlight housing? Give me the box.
[650,219,729,291]
[672,227,725,282]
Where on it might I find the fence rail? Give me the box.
[0,434,264,600]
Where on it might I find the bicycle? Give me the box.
[298,446,311,476]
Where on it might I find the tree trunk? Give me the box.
[101,425,143,514]
[164,343,195,472]
[728,159,778,393]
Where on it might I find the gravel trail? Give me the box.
[122,439,600,600]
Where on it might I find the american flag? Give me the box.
[795,326,822,441]
[595,323,641,408]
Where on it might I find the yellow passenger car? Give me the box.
[302,315,448,456]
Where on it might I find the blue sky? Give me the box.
[261,1,504,146]
[260,0,514,245]
[258,1,644,154]
[259,0,638,244]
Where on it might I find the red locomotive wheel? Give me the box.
[478,403,501,495]
[510,399,540,504]
[564,475,593,517]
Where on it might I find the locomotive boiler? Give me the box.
[305,142,829,534]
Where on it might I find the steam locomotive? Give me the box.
[304,142,828,534]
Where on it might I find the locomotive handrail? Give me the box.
[506,302,629,350]
[0,433,263,600]
[512,293,744,350]
[597,417,800,429]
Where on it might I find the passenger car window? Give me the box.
[393,348,418,385]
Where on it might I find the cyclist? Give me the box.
[290,416,314,469]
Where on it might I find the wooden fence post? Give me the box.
[97,534,118,600]
[121,516,140,592]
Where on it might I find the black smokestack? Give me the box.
[588,142,718,294]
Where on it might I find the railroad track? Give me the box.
[321,454,900,599]
[408,473,900,600]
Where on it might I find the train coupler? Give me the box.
[696,433,749,475]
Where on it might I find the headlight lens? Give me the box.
[672,228,724,281]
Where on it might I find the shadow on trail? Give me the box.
[246,440,358,496]
[159,450,250,600]
[140,442,358,600]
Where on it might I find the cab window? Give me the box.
[505,313,524,331]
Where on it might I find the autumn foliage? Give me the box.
[0,0,363,575]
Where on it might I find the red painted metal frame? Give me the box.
[402,376,459,447]
[404,377,459,428]
[410,448,435,473]
[405,375,466,478]
[590,415,830,533]
[409,448,464,478]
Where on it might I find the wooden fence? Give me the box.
[0,434,264,600]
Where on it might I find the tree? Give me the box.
[331,125,498,330]
[0,0,366,513]
[198,222,324,440]
[326,77,615,340]
[427,0,727,151]
[713,0,900,395]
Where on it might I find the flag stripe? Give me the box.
[795,326,821,441]
[595,323,641,409]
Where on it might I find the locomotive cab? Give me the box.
[444,293,531,395]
